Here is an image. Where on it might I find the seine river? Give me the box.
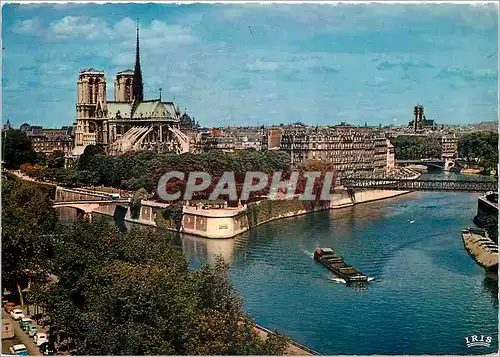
[58,172,498,355]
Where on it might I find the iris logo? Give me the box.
[465,334,492,348]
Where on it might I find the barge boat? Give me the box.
[461,227,498,273]
[314,247,369,283]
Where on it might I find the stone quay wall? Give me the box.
[116,188,414,239]
[181,206,249,239]
[52,170,421,239]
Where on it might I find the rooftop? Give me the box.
[117,69,134,75]
[79,68,104,74]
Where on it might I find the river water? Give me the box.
[57,172,498,355]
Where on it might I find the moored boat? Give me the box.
[461,227,498,273]
[314,247,369,283]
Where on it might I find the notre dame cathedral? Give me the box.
[71,26,190,158]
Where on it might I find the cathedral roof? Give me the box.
[106,100,180,120]
[79,68,104,74]
[117,69,134,75]
[107,102,132,119]
[132,101,178,119]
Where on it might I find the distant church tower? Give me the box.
[75,68,107,146]
[412,105,424,131]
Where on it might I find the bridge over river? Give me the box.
[395,158,455,170]
[341,178,497,192]
[53,186,131,220]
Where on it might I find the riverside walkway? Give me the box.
[254,324,320,355]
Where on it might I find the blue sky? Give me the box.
[2,2,498,128]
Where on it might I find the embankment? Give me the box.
[154,188,413,239]
[68,188,414,239]
[35,169,418,239]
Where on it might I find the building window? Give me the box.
[88,78,94,104]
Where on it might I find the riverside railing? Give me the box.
[340,178,497,192]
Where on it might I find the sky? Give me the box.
[2,1,498,128]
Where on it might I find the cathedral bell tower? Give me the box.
[75,68,108,146]
[114,70,134,102]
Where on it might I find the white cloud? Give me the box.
[41,16,198,50]
[49,16,114,40]
[12,18,41,34]
[4,4,497,128]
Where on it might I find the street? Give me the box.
[2,310,41,356]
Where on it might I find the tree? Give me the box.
[35,151,47,166]
[77,170,100,186]
[1,175,58,305]
[390,135,441,160]
[47,150,65,169]
[458,132,498,171]
[2,130,37,169]
[54,168,81,187]
[35,219,289,355]
[77,145,105,172]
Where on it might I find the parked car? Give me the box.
[9,344,29,356]
[34,332,48,346]
[10,309,24,320]
[28,324,39,337]
[19,318,32,331]
[39,341,56,356]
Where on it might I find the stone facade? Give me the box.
[20,123,73,156]
[441,135,458,160]
[195,135,236,152]
[267,125,391,177]
[386,140,395,172]
[72,26,190,157]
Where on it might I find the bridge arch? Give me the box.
[445,159,455,171]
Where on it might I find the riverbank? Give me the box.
[92,169,421,239]
[254,324,319,356]
[19,167,420,239]
[103,187,415,239]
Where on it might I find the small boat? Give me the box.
[314,247,369,283]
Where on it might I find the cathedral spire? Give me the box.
[132,21,144,102]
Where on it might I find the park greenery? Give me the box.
[2,130,40,168]
[390,135,442,160]
[457,132,498,173]
[390,132,498,173]
[2,175,58,307]
[1,174,289,355]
